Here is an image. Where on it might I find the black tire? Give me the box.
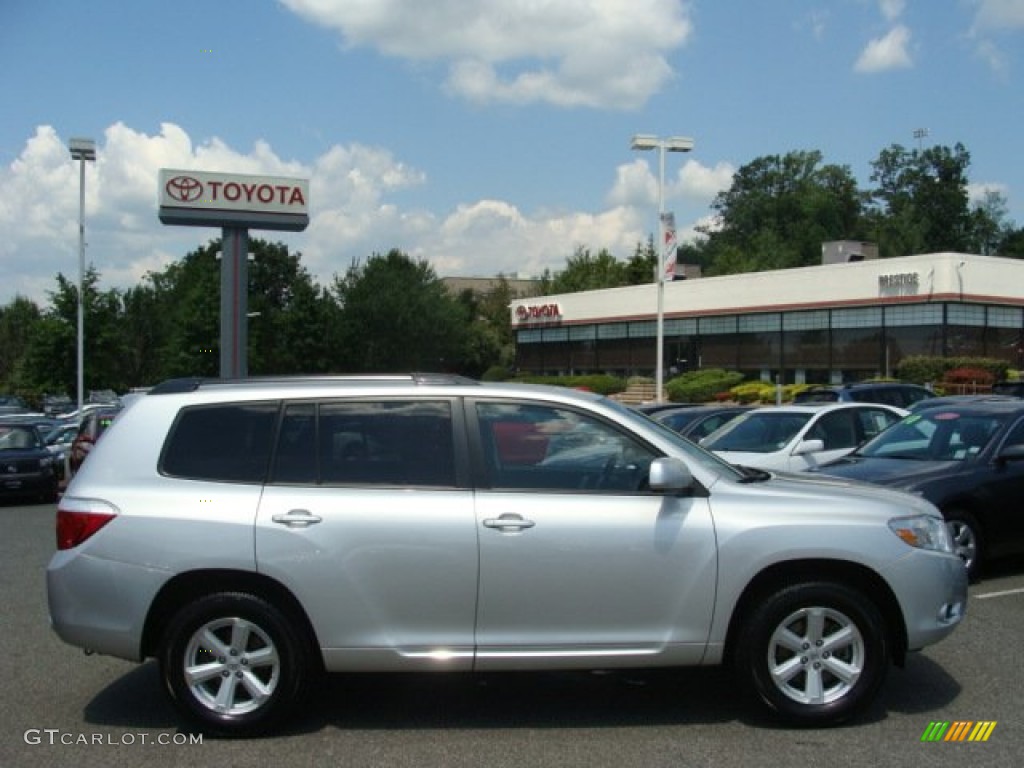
[734,582,889,726]
[159,592,312,736]
[945,509,983,581]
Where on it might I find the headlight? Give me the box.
[889,514,953,554]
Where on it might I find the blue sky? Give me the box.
[1,0,1023,306]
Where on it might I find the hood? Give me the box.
[812,455,961,488]
[724,466,940,520]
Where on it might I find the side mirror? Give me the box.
[648,457,694,492]
[793,438,825,456]
[997,444,1024,463]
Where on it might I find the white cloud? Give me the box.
[854,25,913,73]
[878,0,905,22]
[1,121,720,304]
[280,0,693,109]
[606,157,735,209]
[970,0,1024,31]
[968,0,1024,73]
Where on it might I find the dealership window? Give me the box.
[988,306,1023,328]
[885,304,943,326]
[832,307,882,329]
[629,320,656,338]
[597,323,629,339]
[664,318,698,335]
[945,304,985,326]
[568,325,597,372]
[737,313,781,373]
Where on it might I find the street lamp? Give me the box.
[69,137,96,414]
[630,133,694,402]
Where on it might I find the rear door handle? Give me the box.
[272,509,323,528]
[483,513,536,532]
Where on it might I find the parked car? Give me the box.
[67,407,121,477]
[48,375,966,735]
[991,380,1024,398]
[0,423,59,502]
[44,422,80,487]
[812,399,1024,579]
[907,394,1020,413]
[793,382,935,409]
[42,394,75,417]
[647,404,754,442]
[700,402,907,472]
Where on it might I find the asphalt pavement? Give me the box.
[2,500,1022,768]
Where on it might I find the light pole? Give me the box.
[69,137,96,414]
[630,134,694,402]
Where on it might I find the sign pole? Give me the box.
[220,227,249,378]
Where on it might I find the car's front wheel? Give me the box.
[734,582,889,726]
[159,592,312,735]
[945,509,982,580]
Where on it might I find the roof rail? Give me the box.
[148,373,479,395]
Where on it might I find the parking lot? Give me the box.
[2,499,1022,768]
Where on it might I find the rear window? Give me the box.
[793,389,839,403]
[161,402,278,482]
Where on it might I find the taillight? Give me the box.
[56,499,117,550]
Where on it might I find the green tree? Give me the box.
[547,246,629,293]
[624,237,658,285]
[332,249,470,372]
[246,241,337,374]
[0,296,42,393]
[867,143,973,255]
[699,150,865,274]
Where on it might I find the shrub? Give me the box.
[665,369,745,403]
[481,365,512,381]
[897,355,1009,385]
[509,373,626,395]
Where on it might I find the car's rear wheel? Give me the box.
[735,582,889,726]
[159,592,312,735]
[945,509,982,580]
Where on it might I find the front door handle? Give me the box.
[483,513,536,532]
[272,509,323,528]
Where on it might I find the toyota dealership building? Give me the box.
[509,249,1024,384]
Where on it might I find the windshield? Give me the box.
[606,399,747,480]
[0,425,41,450]
[701,411,813,453]
[857,410,1001,461]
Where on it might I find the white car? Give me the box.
[701,402,907,472]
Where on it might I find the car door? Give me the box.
[975,416,1024,560]
[255,399,479,670]
[468,398,717,670]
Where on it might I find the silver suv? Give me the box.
[47,375,967,735]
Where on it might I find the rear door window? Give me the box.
[270,400,456,487]
[161,402,279,482]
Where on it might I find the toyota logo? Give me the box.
[165,175,204,203]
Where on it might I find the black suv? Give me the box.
[794,382,935,409]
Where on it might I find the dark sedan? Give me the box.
[0,424,59,503]
[647,405,753,442]
[813,400,1024,579]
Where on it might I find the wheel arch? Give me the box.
[141,569,323,671]
[722,559,908,667]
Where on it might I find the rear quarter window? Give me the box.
[160,402,278,482]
